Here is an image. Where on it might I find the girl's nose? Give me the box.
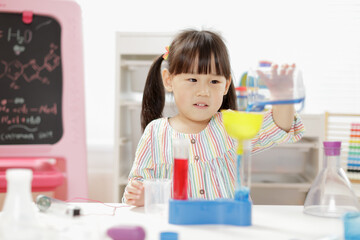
[196,84,210,96]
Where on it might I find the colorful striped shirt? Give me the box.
[126,110,305,200]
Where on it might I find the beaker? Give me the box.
[304,141,360,218]
[246,61,305,112]
[144,179,172,216]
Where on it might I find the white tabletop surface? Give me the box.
[23,203,344,240]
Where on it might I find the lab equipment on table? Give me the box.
[0,169,42,239]
[168,111,263,226]
[144,178,172,216]
[245,61,305,112]
[343,212,360,240]
[235,86,248,111]
[304,141,360,218]
[160,231,178,240]
[36,194,81,217]
[223,111,263,200]
[0,158,64,209]
[172,138,189,200]
[107,225,145,240]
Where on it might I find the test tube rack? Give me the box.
[168,197,252,226]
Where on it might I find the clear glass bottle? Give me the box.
[304,141,360,218]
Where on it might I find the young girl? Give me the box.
[123,29,304,206]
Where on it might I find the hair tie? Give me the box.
[162,46,170,60]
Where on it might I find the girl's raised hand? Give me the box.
[123,180,144,206]
[256,63,295,100]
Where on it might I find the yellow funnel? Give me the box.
[222,110,263,154]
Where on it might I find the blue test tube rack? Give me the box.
[168,196,252,226]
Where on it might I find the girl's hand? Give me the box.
[256,63,295,100]
[123,180,144,206]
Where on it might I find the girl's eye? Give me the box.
[211,80,220,84]
[188,78,197,82]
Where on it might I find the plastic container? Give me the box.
[235,86,247,111]
[160,232,178,240]
[0,158,64,192]
[144,179,171,215]
[303,141,360,218]
[246,61,305,112]
[343,212,360,240]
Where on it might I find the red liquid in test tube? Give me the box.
[172,139,189,200]
[173,158,188,200]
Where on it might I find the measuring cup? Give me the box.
[144,179,172,216]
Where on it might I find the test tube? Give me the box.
[235,140,251,200]
[36,195,81,217]
[172,138,189,200]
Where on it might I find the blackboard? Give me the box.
[0,12,63,145]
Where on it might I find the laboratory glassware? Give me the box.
[0,169,41,239]
[304,141,360,218]
[246,61,305,112]
[172,138,189,200]
[144,179,172,215]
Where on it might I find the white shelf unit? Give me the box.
[114,33,174,202]
[251,113,326,205]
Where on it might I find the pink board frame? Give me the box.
[0,0,87,200]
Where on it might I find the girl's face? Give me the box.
[163,70,231,128]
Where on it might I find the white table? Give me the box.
[30,203,343,240]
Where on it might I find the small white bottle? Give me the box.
[0,169,41,240]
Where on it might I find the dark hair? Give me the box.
[141,29,237,131]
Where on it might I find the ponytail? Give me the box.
[141,55,165,131]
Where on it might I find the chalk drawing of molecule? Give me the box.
[0,43,60,89]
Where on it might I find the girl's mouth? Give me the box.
[194,103,208,107]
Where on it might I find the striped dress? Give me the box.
[127,110,305,200]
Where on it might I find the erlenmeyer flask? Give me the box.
[304,141,360,218]
[0,169,42,239]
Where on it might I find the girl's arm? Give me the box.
[272,104,295,132]
[251,109,305,154]
[257,63,298,132]
[122,124,154,206]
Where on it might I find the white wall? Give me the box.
[77,0,360,147]
[74,0,360,202]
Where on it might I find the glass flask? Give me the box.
[304,141,360,218]
[0,169,42,239]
